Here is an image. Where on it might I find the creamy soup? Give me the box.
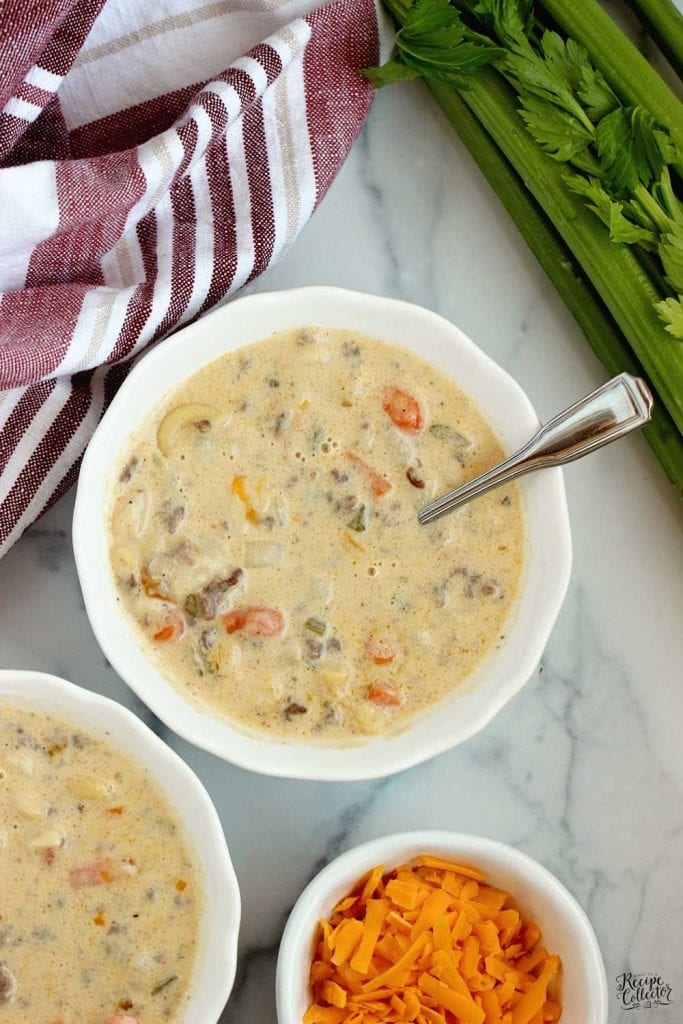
[0,706,201,1024]
[109,327,524,741]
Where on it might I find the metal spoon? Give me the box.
[418,373,653,524]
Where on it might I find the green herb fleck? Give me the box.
[184,593,199,617]
[346,505,367,532]
[151,974,179,996]
[305,616,327,636]
[429,423,470,447]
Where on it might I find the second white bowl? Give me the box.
[276,830,608,1024]
[0,669,241,1023]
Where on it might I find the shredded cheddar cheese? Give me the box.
[305,856,562,1024]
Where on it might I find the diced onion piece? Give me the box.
[110,545,137,576]
[112,489,149,539]
[68,775,117,801]
[15,793,48,819]
[29,828,65,850]
[244,541,283,568]
[157,403,220,455]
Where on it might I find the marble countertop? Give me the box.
[2,41,683,1024]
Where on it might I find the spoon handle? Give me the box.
[418,373,653,524]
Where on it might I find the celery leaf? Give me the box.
[518,95,593,161]
[361,60,420,88]
[659,231,683,292]
[564,172,657,246]
[596,107,667,193]
[361,0,501,90]
[655,296,683,339]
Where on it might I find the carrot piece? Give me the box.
[367,683,401,707]
[221,606,284,637]
[140,567,173,602]
[231,474,260,524]
[343,530,367,554]
[69,857,136,888]
[153,608,185,642]
[346,451,393,497]
[382,386,424,432]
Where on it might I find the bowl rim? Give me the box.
[0,668,241,1023]
[73,285,572,781]
[275,829,608,1024]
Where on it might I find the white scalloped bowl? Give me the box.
[0,669,240,1023]
[277,831,608,1024]
[73,286,572,780]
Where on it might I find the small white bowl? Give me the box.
[73,286,572,780]
[0,669,240,1023]
[276,830,608,1024]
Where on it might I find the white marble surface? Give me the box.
[2,41,683,1024]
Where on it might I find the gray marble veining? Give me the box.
[1,66,683,1024]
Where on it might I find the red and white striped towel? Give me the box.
[0,0,380,557]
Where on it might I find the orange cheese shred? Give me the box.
[305,856,562,1024]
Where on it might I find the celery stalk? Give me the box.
[625,0,683,79]
[459,69,683,435]
[538,0,683,164]
[382,0,683,489]
[424,79,683,490]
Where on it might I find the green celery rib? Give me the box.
[538,0,683,162]
[449,68,683,439]
[625,0,683,79]
[383,0,683,487]
[424,79,683,490]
